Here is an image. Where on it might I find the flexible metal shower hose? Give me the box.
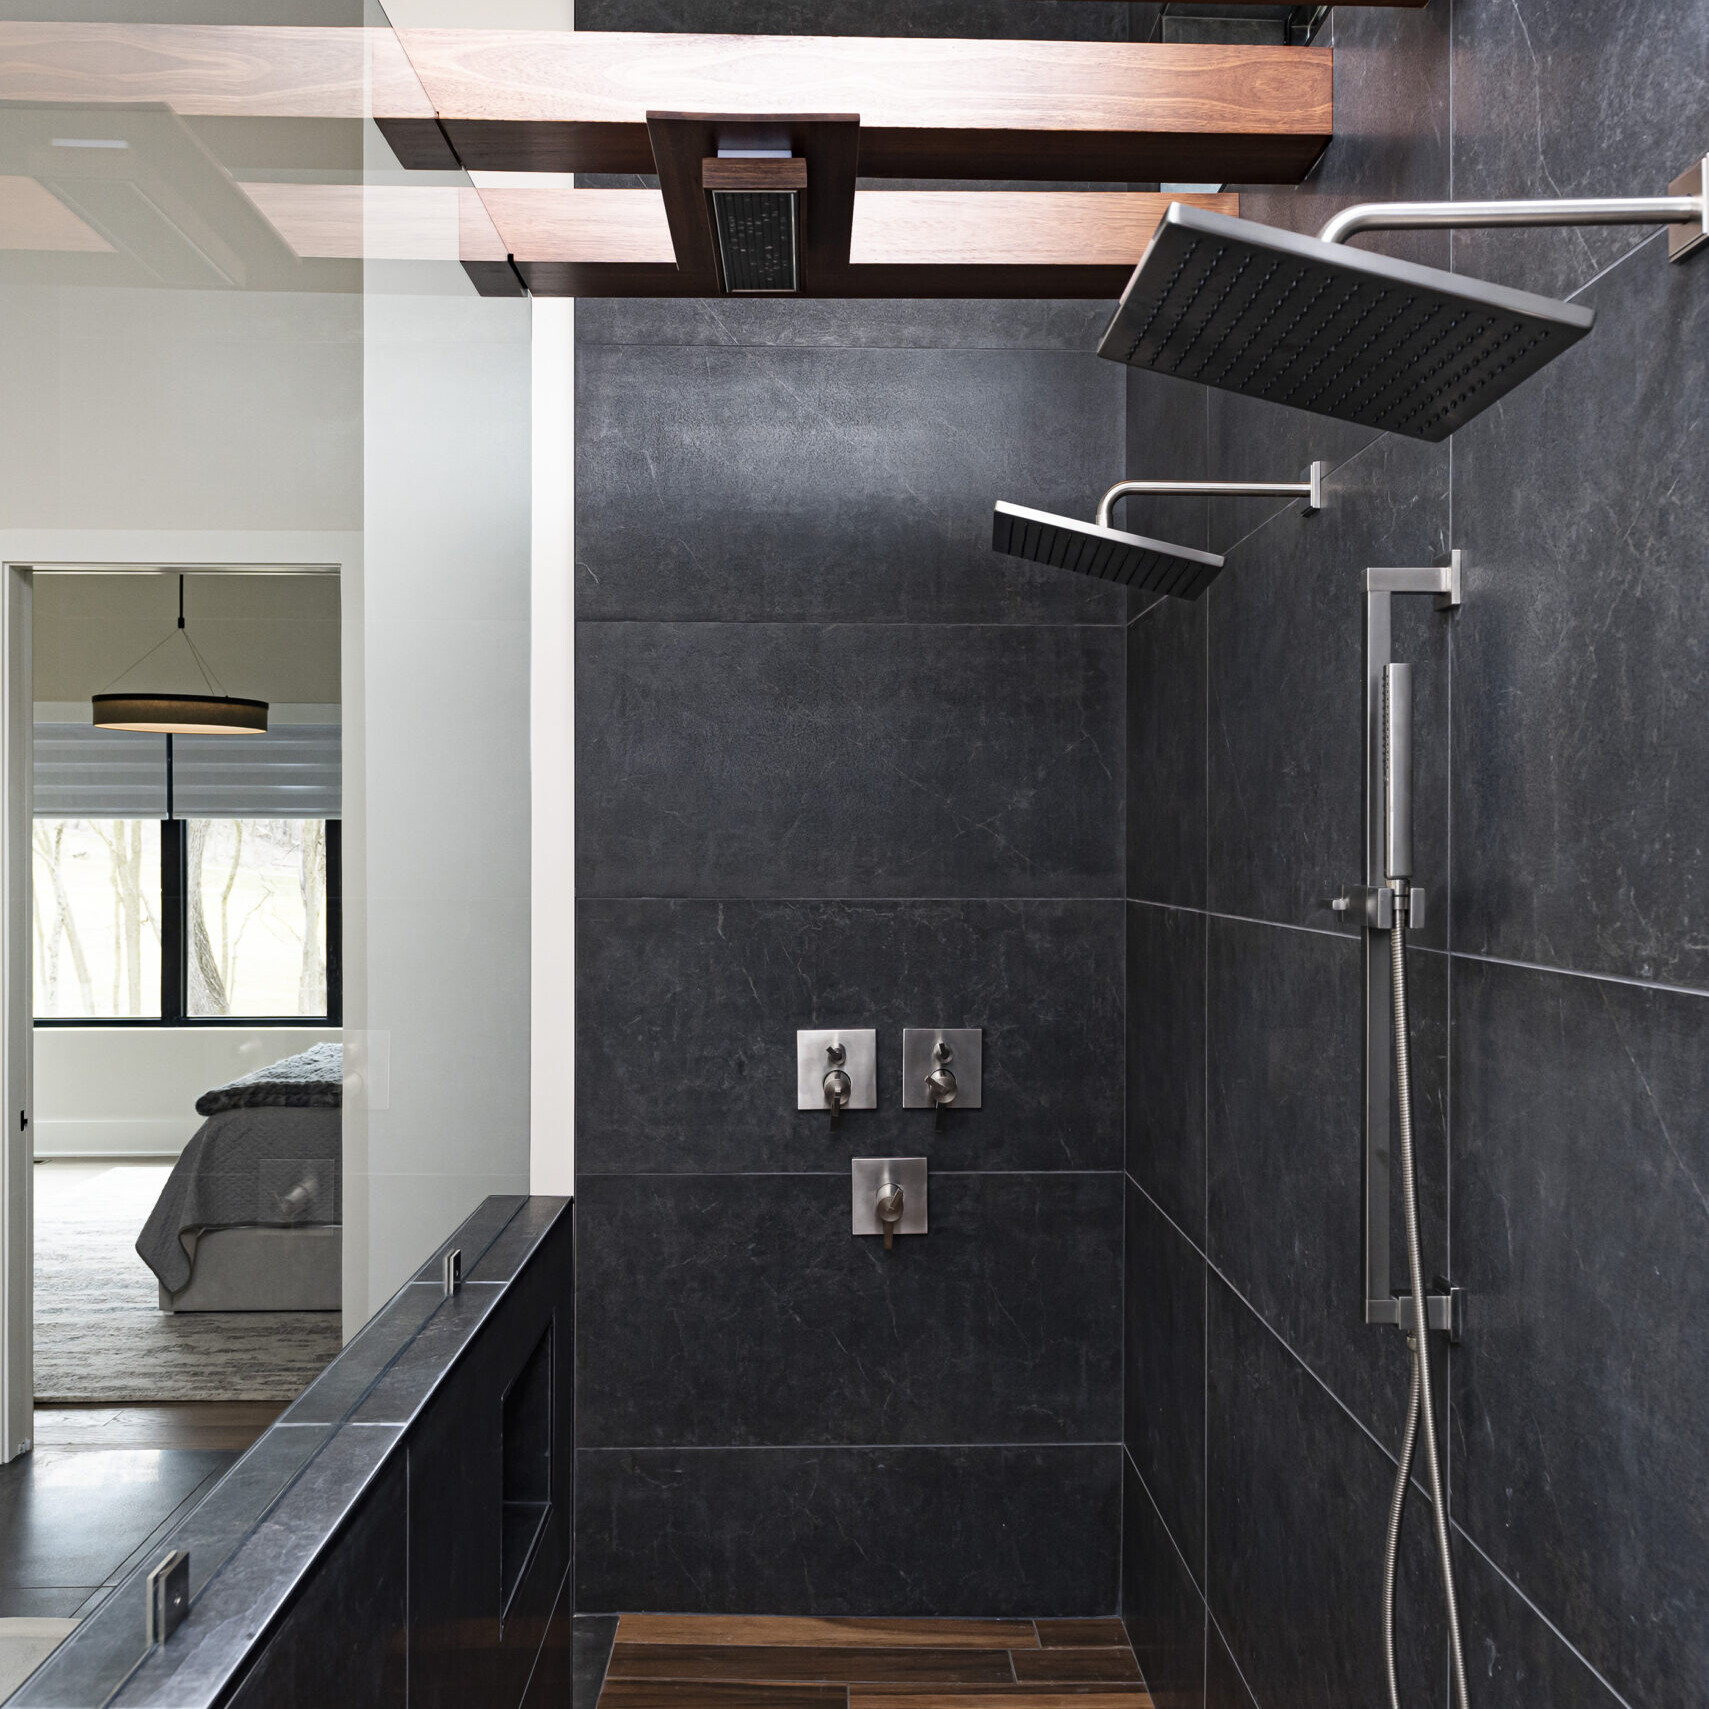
[1383,911,1471,1709]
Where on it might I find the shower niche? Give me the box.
[500,1323,554,1619]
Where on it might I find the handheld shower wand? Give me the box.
[1378,666,1470,1709]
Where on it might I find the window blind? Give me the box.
[32,725,166,817]
[33,723,341,819]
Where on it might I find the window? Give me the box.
[187,820,329,1018]
[32,819,163,1019]
[33,817,341,1025]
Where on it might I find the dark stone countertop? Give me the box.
[7,1195,571,1709]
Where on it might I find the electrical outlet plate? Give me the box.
[901,1027,982,1109]
[851,1156,928,1236]
[797,1028,877,1111]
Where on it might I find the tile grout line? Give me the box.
[1126,1176,1438,1491]
[1125,897,1709,1000]
[579,1441,1122,1453]
[1448,1523,1636,1709]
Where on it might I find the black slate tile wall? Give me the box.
[573,0,1133,1620]
[1123,3,1709,1705]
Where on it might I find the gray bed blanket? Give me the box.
[137,1049,343,1293]
[196,1041,342,1115]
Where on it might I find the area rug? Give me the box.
[34,1164,342,1403]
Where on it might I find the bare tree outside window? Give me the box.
[188,819,326,1017]
[31,819,161,1018]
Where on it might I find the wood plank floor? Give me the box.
[33,1402,283,1452]
[596,1616,1151,1709]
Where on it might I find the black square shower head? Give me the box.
[1098,204,1595,442]
[992,501,1225,600]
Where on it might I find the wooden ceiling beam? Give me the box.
[0,25,1333,186]
[389,31,1331,184]
[231,178,1235,297]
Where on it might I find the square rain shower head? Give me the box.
[1099,204,1595,442]
[992,501,1225,600]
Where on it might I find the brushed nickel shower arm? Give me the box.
[1317,153,1708,261]
[1096,461,1326,528]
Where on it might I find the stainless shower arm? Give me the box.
[1318,155,1708,259]
[1096,463,1325,528]
[1319,196,1700,240]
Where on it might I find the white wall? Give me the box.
[34,1026,340,1158]
[32,571,341,707]
[343,161,533,1324]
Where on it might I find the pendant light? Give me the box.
[92,575,268,735]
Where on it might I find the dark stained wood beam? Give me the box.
[392,32,1332,184]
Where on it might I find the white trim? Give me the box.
[530,296,575,1196]
[1,567,31,1461]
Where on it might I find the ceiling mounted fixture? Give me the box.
[91,575,268,735]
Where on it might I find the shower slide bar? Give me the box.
[1335,552,1465,1339]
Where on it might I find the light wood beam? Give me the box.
[396,31,1331,183]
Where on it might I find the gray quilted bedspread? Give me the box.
[136,1102,342,1293]
[196,1041,342,1115]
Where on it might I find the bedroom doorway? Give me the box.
[1,562,346,1462]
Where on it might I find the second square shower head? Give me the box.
[992,464,1326,602]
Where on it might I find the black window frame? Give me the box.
[34,817,341,1029]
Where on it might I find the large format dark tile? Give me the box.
[1451,0,1709,301]
[1450,236,1709,988]
[575,344,1125,623]
[576,621,1124,900]
[1127,596,1205,910]
[1206,916,1448,1438]
[1126,901,1205,1238]
[1205,1618,1257,1709]
[577,899,1123,1173]
[1206,1278,1442,1709]
[1120,1458,1203,1709]
[576,1172,1121,1447]
[1455,1540,1624,1709]
[577,1444,1121,1616]
[574,0,1134,37]
[1125,1181,1206,1588]
[575,297,1117,353]
[1206,432,1451,935]
[1451,957,1709,1707]
[1121,365,1208,554]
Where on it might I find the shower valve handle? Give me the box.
[823,1043,851,1128]
[926,1065,957,1132]
[876,1183,905,1250]
[823,1067,851,1127]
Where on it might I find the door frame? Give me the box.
[0,559,339,1463]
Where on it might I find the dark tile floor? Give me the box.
[0,1404,278,1617]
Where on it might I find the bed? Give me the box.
[135,1042,342,1314]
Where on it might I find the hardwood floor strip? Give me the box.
[1032,1622,1129,1650]
[33,1402,283,1452]
[607,1646,1017,1685]
[850,1693,1151,1709]
[600,1682,849,1709]
[1009,1651,1142,1684]
[616,1617,1040,1650]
